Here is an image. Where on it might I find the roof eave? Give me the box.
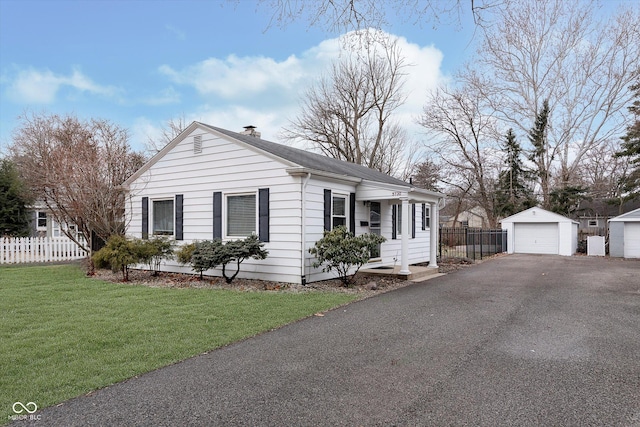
[286,167,362,183]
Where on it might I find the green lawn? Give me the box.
[0,264,356,422]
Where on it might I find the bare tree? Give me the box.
[580,140,630,202]
[145,115,189,155]
[258,0,499,34]
[465,0,640,191]
[419,84,501,227]
[9,112,145,270]
[281,35,413,176]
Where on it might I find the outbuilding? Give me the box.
[608,207,640,258]
[500,207,578,256]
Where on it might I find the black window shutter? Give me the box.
[141,197,149,239]
[392,205,397,240]
[349,193,356,234]
[323,189,331,231]
[259,188,270,242]
[422,204,426,230]
[175,194,184,241]
[213,192,222,239]
[412,203,416,238]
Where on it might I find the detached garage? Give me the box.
[609,207,640,258]
[501,207,578,256]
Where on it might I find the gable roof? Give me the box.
[500,206,579,224]
[609,207,640,222]
[124,122,438,194]
[201,123,411,187]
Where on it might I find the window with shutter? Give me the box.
[152,199,174,236]
[226,193,256,237]
[332,195,347,228]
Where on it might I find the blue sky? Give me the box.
[0,0,631,154]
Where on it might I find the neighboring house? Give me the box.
[500,207,578,256]
[574,199,640,234]
[27,203,80,239]
[441,206,489,228]
[122,122,444,284]
[609,207,640,258]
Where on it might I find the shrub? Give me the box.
[178,235,269,283]
[217,235,268,283]
[92,235,143,281]
[309,226,386,286]
[138,237,175,276]
[176,242,196,265]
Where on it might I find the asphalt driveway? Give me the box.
[16,254,640,426]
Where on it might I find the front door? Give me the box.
[369,202,381,259]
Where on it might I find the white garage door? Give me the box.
[514,223,559,255]
[624,222,640,258]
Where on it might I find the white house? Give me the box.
[500,207,578,256]
[609,207,640,258]
[122,122,444,284]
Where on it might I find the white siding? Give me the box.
[304,185,432,283]
[126,129,304,283]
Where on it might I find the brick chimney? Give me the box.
[241,125,261,138]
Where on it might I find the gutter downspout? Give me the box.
[300,173,311,285]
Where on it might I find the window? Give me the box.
[37,212,47,230]
[153,200,174,236]
[423,205,430,229]
[369,202,381,258]
[396,204,403,235]
[227,193,256,237]
[332,195,347,228]
[588,219,598,227]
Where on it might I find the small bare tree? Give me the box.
[145,115,189,155]
[420,84,501,227]
[9,112,145,271]
[282,35,412,177]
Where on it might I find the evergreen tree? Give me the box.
[616,80,640,199]
[549,185,590,216]
[495,129,536,217]
[0,158,31,236]
[528,99,552,209]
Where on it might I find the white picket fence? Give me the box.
[1,236,88,264]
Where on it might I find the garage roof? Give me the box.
[609,207,640,222]
[500,207,579,224]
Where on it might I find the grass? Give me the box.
[0,264,357,422]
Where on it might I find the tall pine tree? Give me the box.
[616,80,640,200]
[495,129,536,217]
[0,158,31,236]
[528,99,552,209]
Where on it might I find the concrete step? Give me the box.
[361,265,441,281]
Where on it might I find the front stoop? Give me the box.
[361,265,441,282]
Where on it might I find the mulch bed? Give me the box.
[91,256,493,298]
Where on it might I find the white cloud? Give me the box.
[165,24,186,41]
[153,30,445,147]
[4,67,119,104]
[140,86,181,106]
